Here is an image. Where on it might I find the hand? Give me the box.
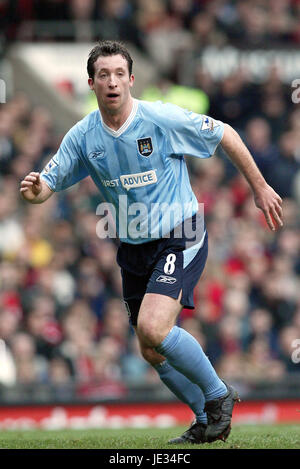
[253,184,283,231]
[20,172,43,201]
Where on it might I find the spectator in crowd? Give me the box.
[245,117,280,182]
[9,332,48,384]
[267,131,300,199]
[67,0,96,42]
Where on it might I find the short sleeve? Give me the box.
[159,104,224,159]
[41,125,89,191]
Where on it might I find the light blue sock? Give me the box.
[155,326,227,401]
[154,360,207,424]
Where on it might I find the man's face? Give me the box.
[88,54,134,114]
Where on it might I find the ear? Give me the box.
[88,77,94,90]
[129,74,135,88]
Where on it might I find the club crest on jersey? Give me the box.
[137,137,153,157]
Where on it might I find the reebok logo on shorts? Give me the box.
[156,275,177,284]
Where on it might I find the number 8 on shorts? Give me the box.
[164,253,177,275]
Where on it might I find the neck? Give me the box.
[99,96,134,131]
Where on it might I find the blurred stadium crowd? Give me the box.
[0,0,300,398]
[1,0,300,50]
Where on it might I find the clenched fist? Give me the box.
[20,172,53,204]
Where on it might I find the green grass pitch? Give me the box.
[0,424,299,449]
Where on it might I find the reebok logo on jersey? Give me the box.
[120,170,157,191]
[156,275,177,284]
[88,150,105,159]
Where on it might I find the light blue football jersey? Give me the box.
[41,99,224,244]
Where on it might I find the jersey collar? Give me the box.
[101,99,138,138]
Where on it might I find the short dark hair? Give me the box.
[87,40,133,79]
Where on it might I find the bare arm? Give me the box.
[20,172,54,204]
[220,124,283,231]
